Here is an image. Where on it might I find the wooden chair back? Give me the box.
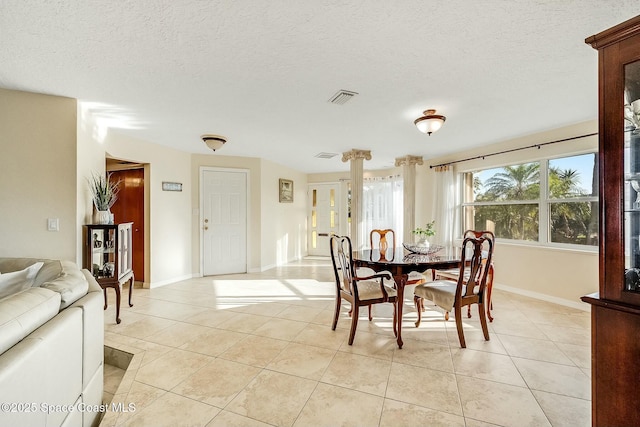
[329,234,398,345]
[433,229,496,322]
[369,228,426,283]
[463,229,495,248]
[370,229,396,253]
[330,235,355,295]
[456,232,494,308]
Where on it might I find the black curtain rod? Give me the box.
[428,132,598,169]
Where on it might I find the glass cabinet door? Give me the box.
[624,59,640,292]
[90,227,116,279]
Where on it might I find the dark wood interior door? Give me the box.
[109,169,144,282]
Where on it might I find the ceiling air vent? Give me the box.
[328,90,358,105]
[314,152,339,159]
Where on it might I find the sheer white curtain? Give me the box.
[433,166,459,247]
[361,175,403,250]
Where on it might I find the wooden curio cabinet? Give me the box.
[581,15,640,426]
[83,222,134,324]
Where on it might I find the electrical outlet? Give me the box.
[47,218,59,231]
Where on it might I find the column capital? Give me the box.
[342,149,372,163]
[394,155,424,167]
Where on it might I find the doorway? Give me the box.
[108,163,145,283]
[307,183,341,256]
[201,168,248,275]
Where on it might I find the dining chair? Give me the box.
[330,234,398,345]
[370,228,394,256]
[413,231,494,348]
[367,228,427,285]
[433,230,495,322]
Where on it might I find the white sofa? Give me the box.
[0,258,104,427]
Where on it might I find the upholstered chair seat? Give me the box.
[413,280,456,312]
[349,280,398,301]
[330,235,398,345]
[413,231,494,348]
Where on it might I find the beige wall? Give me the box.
[260,160,308,268]
[308,123,599,307]
[307,172,349,183]
[0,87,600,304]
[191,155,308,273]
[77,104,191,287]
[1,88,304,284]
[76,103,108,264]
[77,103,192,287]
[416,120,599,308]
[0,88,78,260]
[105,134,192,287]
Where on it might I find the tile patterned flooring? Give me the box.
[101,258,591,427]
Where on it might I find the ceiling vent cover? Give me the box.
[329,90,358,105]
[314,152,339,159]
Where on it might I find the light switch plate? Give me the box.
[47,218,59,231]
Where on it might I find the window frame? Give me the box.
[459,150,598,251]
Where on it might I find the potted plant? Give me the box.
[412,220,436,247]
[88,172,120,224]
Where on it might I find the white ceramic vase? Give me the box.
[95,210,111,224]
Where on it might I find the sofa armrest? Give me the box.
[82,269,102,294]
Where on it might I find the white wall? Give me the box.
[416,120,599,308]
[260,160,308,269]
[76,103,108,264]
[102,133,192,288]
[0,88,78,260]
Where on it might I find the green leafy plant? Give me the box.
[412,220,436,237]
[87,172,120,211]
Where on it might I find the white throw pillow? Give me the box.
[0,262,44,300]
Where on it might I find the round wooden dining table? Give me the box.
[352,247,461,349]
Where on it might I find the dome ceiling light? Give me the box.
[414,109,446,135]
[202,134,227,151]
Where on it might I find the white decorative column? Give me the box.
[395,155,424,243]
[342,149,372,250]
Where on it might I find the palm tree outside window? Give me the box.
[461,153,598,247]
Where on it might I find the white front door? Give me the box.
[201,168,248,275]
[308,183,341,256]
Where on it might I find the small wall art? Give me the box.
[162,181,183,192]
[279,178,293,203]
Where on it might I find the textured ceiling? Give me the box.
[0,1,637,172]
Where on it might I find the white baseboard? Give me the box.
[144,273,194,289]
[253,255,305,273]
[494,282,591,311]
[249,264,274,273]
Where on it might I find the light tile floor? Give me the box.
[101,258,591,427]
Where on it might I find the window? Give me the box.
[362,176,403,248]
[461,153,598,247]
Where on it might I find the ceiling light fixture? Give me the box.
[414,109,446,135]
[202,134,227,151]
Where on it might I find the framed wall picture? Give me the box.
[279,178,293,203]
